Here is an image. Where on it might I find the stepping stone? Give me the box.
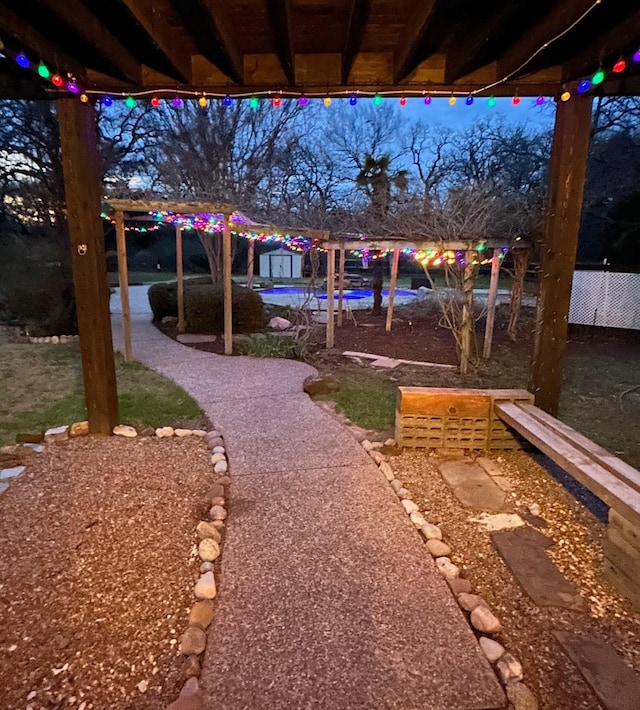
[491,526,583,610]
[554,632,640,710]
[439,461,505,512]
[177,334,217,344]
[0,466,26,481]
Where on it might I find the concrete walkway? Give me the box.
[111,303,505,709]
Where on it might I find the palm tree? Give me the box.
[356,153,408,217]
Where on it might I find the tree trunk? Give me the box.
[508,247,530,341]
[198,230,237,285]
[459,256,476,375]
[372,258,384,316]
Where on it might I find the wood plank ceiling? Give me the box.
[0,0,638,98]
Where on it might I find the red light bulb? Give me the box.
[613,58,626,74]
[151,97,160,107]
[511,96,521,106]
[272,97,281,108]
[399,97,407,106]
[51,74,64,87]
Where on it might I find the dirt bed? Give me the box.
[392,448,640,709]
[0,436,211,710]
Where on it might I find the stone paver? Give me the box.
[439,460,506,512]
[111,310,505,709]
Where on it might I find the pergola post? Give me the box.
[385,249,400,332]
[114,209,133,362]
[326,248,335,348]
[459,252,475,375]
[176,225,185,334]
[223,216,233,355]
[57,98,118,434]
[337,243,346,327]
[482,248,501,359]
[529,96,592,415]
[247,239,255,290]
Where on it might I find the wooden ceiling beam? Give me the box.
[267,0,295,86]
[119,0,192,83]
[173,0,243,84]
[0,4,86,80]
[561,9,640,82]
[342,0,371,84]
[497,0,597,80]
[394,1,439,83]
[36,0,142,84]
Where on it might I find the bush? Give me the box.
[148,280,265,334]
[185,283,264,334]
[148,281,177,321]
[237,333,309,360]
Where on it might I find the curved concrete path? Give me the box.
[111,303,505,709]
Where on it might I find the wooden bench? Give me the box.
[494,401,640,607]
[395,387,640,607]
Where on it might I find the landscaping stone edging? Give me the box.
[358,436,539,710]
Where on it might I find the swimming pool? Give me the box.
[257,285,418,310]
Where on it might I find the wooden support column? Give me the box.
[114,210,132,362]
[529,96,592,415]
[459,253,475,375]
[223,217,233,355]
[247,239,255,290]
[326,248,336,348]
[176,225,185,334]
[482,248,501,359]
[57,98,118,434]
[385,249,400,332]
[337,244,346,326]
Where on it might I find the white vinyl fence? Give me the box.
[569,271,640,330]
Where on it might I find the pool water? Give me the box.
[258,287,416,301]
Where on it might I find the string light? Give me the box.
[373,94,383,106]
[349,94,358,105]
[511,96,521,106]
[399,96,407,106]
[15,52,29,68]
[612,58,626,73]
[298,95,308,106]
[151,96,160,107]
[223,95,232,107]
[634,48,640,63]
[592,68,605,85]
[67,81,79,94]
[560,90,571,102]
[51,74,64,87]
[424,96,432,105]
[102,96,113,107]
[172,95,182,107]
[198,96,208,107]
[577,79,591,93]
[80,93,89,103]
[448,96,456,106]
[535,96,545,106]
[323,96,331,107]
[125,96,136,108]
[272,96,281,108]
[487,96,496,107]
[37,62,50,79]
[465,96,474,106]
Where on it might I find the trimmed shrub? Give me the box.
[148,281,177,322]
[185,283,264,334]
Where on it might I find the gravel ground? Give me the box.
[392,448,640,710]
[0,436,211,710]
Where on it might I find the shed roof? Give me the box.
[0,1,638,100]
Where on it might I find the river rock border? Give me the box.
[1,420,228,710]
[28,334,80,344]
[359,437,539,710]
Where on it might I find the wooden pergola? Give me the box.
[0,0,637,433]
[106,199,328,361]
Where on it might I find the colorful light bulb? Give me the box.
[634,48,640,63]
[613,58,626,74]
[399,96,407,106]
[349,94,357,105]
[15,53,29,68]
[198,96,208,107]
[51,74,64,87]
[373,94,383,106]
[511,96,521,106]
[272,97,281,108]
[465,96,474,106]
[223,95,232,106]
[151,96,160,107]
[102,96,113,107]
[487,96,496,107]
[249,96,259,109]
[172,96,182,107]
[37,63,50,79]
[424,95,432,105]
[67,81,79,94]
[80,94,89,103]
[577,79,591,93]
[323,96,332,107]
[125,96,136,108]
[560,90,571,102]
[298,95,308,106]
[535,96,545,106]
[592,69,605,85]
[448,96,456,106]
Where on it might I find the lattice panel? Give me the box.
[569,272,640,330]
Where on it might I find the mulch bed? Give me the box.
[392,448,640,710]
[0,436,211,710]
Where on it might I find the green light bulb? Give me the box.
[592,69,605,85]
[487,96,497,107]
[373,94,383,107]
[125,96,136,108]
[37,63,50,79]
[249,96,259,109]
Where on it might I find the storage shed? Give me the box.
[259,248,302,279]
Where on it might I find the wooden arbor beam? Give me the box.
[498,0,597,79]
[529,95,592,416]
[174,0,244,84]
[267,0,295,85]
[119,0,192,82]
[57,98,119,434]
[394,0,438,83]
[342,0,371,84]
[36,0,143,83]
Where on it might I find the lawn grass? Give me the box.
[0,340,207,445]
[316,373,397,431]
[108,271,177,287]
